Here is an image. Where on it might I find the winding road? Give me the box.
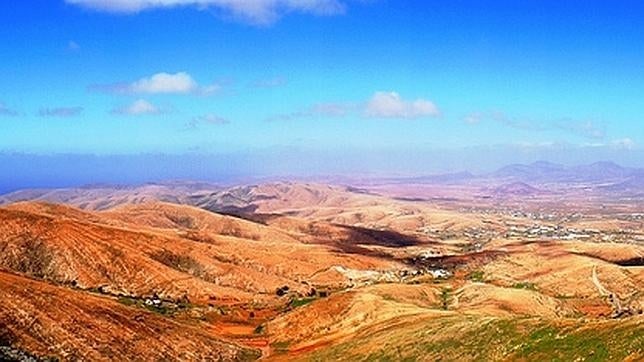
[591,265,623,314]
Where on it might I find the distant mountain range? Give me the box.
[0,162,643,205]
[346,161,644,197]
[491,161,641,184]
[355,161,643,186]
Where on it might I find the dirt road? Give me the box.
[591,265,623,314]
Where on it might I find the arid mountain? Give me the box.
[0,179,642,361]
[2,162,642,215]
[602,172,644,194]
[191,182,493,237]
[0,182,221,210]
[0,201,400,301]
[492,161,566,179]
[0,270,260,361]
[0,203,254,303]
[490,181,547,197]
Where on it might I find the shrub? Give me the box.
[513,282,537,291]
[468,270,485,283]
[150,250,205,277]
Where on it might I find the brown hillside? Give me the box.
[0,271,260,361]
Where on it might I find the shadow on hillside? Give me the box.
[199,203,299,230]
[406,250,507,270]
[321,240,397,259]
[337,225,429,248]
[195,207,435,260]
[319,225,435,259]
[571,251,644,267]
[201,205,263,222]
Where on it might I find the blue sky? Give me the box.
[0,0,643,187]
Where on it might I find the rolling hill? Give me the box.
[0,270,260,361]
[0,177,642,361]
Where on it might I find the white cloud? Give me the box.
[66,0,347,25]
[92,71,222,95]
[112,99,162,115]
[130,72,198,94]
[364,91,440,119]
[267,92,441,121]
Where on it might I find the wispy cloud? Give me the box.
[364,91,440,119]
[250,76,287,88]
[489,111,545,131]
[611,138,636,150]
[579,137,638,150]
[554,119,605,139]
[268,91,440,122]
[463,112,483,125]
[111,99,163,116]
[91,72,221,96]
[267,102,353,122]
[38,107,83,117]
[0,103,18,117]
[68,40,81,52]
[66,0,348,25]
[186,113,230,129]
[464,111,606,139]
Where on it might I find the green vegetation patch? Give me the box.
[290,297,317,308]
[555,294,576,299]
[468,270,485,283]
[117,296,136,307]
[302,316,643,362]
[512,281,538,290]
[271,341,291,354]
[515,325,613,361]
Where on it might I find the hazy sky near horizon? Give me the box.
[1,0,643,184]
